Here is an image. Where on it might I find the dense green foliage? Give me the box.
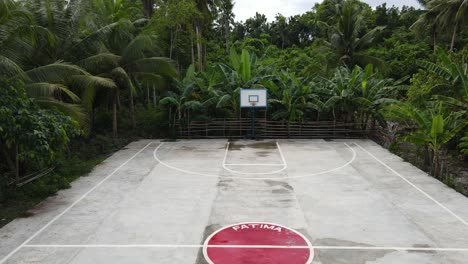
[0,80,80,178]
[0,0,467,218]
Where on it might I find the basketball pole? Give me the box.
[251,106,255,139]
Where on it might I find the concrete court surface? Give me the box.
[1,139,468,264]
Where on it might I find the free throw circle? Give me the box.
[203,222,314,264]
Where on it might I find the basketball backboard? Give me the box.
[240,89,267,108]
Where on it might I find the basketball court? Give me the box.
[1,139,468,263]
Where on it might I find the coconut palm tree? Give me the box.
[325,0,385,69]
[216,0,235,54]
[0,0,118,130]
[410,1,440,53]
[428,0,468,51]
[193,0,219,71]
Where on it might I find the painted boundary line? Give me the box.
[0,143,155,264]
[21,244,468,252]
[354,143,468,228]
[154,142,357,180]
[221,142,287,175]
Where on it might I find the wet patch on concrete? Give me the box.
[179,146,196,151]
[264,180,286,186]
[228,143,245,151]
[217,178,234,190]
[272,188,293,194]
[257,151,271,157]
[265,180,294,194]
[195,224,222,264]
[247,142,277,149]
[314,238,393,264]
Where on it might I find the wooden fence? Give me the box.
[175,119,369,139]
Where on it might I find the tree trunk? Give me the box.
[450,21,458,52]
[153,86,157,107]
[195,24,203,71]
[225,20,230,54]
[169,29,174,59]
[142,0,154,18]
[190,32,195,66]
[146,85,150,107]
[1,144,16,178]
[15,144,19,182]
[112,91,118,139]
[130,86,136,130]
[424,146,431,170]
[433,150,440,178]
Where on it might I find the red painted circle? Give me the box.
[203,223,313,264]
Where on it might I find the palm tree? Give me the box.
[77,34,177,134]
[193,0,218,71]
[415,0,468,52]
[0,0,118,130]
[73,0,177,136]
[410,2,440,53]
[428,0,467,51]
[216,0,235,54]
[325,0,385,69]
[160,65,207,135]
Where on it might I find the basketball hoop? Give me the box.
[250,102,257,107]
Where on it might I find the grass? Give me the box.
[0,133,132,228]
[0,155,106,228]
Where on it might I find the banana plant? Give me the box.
[267,71,317,129]
[160,65,206,131]
[216,48,275,118]
[421,47,468,154]
[352,64,404,129]
[384,102,467,177]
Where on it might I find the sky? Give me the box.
[233,0,422,22]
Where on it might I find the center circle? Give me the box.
[203,222,314,264]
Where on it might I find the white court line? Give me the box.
[22,244,468,252]
[0,143,155,264]
[277,142,287,166]
[355,143,468,228]
[222,142,230,166]
[153,142,356,180]
[224,164,285,166]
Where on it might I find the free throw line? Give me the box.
[22,244,468,252]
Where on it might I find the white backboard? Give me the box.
[240,89,267,108]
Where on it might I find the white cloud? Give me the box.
[233,0,422,22]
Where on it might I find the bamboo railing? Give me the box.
[175,119,369,139]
